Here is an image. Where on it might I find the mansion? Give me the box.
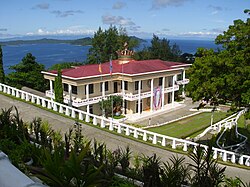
[42,47,190,120]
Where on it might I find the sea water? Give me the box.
[1,39,220,74]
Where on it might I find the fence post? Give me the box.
[71,109,76,118]
[16,91,20,98]
[101,118,105,128]
[11,89,15,96]
[85,114,90,123]
[65,107,70,116]
[231,154,235,164]
[42,99,46,107]
[183,142,188,152]
[59,105,64,114]
[53,103,58,112]
[109,120,113,131]
[125,127,130,136]
[31,96,35,103]
[213,149,218,159]
[133,129,138,139]
[143,132,147,141]
[222,151,227,162]
[79,112,83,120]
[47,101,52,109]
[172,139,176,149]
[245,158,250,166]
[93,116,97,125]
[117,124,122,133]
[36,97,41,105]
[161,137,166,146]
[239,156,244,165]
[152,134,157,144]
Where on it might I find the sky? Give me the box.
[0,0,249,40]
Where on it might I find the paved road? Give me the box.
[0,93,249,183]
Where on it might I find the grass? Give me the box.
[237,115,250,143]
[148,111,231,139]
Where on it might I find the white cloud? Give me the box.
[208,5,223,15]
[26,27,95,36]
[32,3,50,10]
[51,10,84,17]
[178,30,222,38]
[112,1,126,9]
[152,0,192,9]
[102,15,135,26]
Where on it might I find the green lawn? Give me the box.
[237,115,250,143]
[148,111,231,139]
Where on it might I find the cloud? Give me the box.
[152,0,191,9]
[162,28,170,32]
[178,30,223,38]
[208,5,223,15]
[0,28,8,32]
[112,1,126,9]
[33,3,50,10]
[51,10,84,17]
[26,27,95,36]
[102,15,135,26]
[102,15,141,32]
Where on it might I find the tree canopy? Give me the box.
[0,45,5,83]
[187,11,250,108]
[54,69,63,103]
[87,26,139,64]
[6,53,48,92]
[134,34,182,62]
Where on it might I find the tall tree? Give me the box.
[87,26,138,64]
[135,34,182,61]
[6,53,48,91]
[54,69,63,103]
[187,10,250,108]
[0,45,5,83]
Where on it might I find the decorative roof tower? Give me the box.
[116,42,134,64]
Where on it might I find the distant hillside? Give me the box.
[0,36,146,46]
[0,37,92,46]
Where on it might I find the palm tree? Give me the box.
[161,156,189,187]
[189,144,226,187]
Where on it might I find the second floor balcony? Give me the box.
[45,85,180,107]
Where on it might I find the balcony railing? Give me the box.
[176,79,189,85]
[45,85,180,107]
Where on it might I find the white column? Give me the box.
[49,80,53,94]
[171,75,176,107]
[182,69,186,97]
[138,80,141,114]
[102,82,105,97]
[150,78,154,112]
[85,84,90,122]
[68,84,72,106]
[161,77,165,109]
[86,84,89,99]
[122,80,125,115]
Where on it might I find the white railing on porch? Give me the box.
[1,83,249,167]
[45,85,180,107]
[176,79,190,85]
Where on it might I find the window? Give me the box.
[85,84,94,94]
[159,77,163,86]
[124,81,128,90]
[89,84,94,94]
[63,84,68,92]
[72,86,77,94]
[100,82,108,92]
[135,81,142,90]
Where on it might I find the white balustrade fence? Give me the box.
[0,83,249,167]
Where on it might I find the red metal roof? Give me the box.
[47,59,189,79]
